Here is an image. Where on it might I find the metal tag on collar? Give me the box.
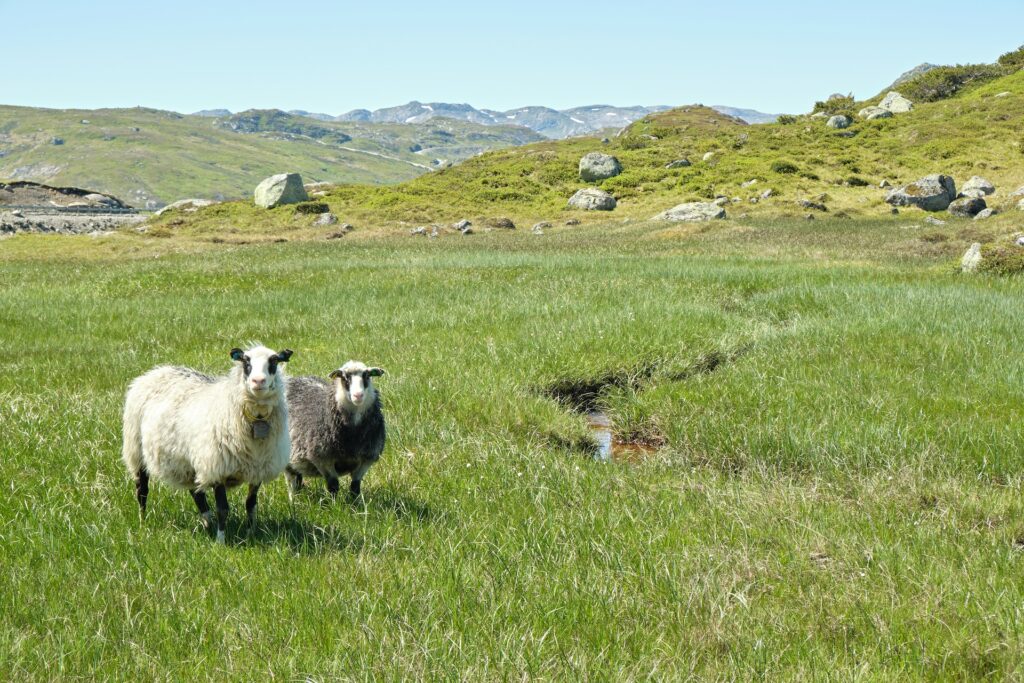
[252,420,270,439]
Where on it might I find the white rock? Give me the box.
[879,91,913,113]
[961,243,982,273]
[653,202,726,222]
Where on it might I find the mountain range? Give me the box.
[194,102,782,138]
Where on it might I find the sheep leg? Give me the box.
[245,484,260,532]
[134,467,150,520]
[325,475,341,499]
[284,467,303,502]
[213,484,229,545]
[190,489,212,532]
[350,461,372,499]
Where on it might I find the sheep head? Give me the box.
[230,345,293,399]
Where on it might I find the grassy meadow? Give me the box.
[2,216,1024,679]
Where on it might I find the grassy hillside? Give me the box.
[2,219,1024,678]
[144,66,1024,237]
[0,106,541,206]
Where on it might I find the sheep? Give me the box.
[121,345,293,543]
[285,360,386,500]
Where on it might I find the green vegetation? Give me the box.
[0,106,542,205]
[811,93,855,116]
[2,216,1024,678]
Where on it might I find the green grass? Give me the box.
[3,217,1024,679]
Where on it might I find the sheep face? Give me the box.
[329,361,384,410]
[230,345,293,399]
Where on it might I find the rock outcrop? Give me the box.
[568,188,617,211]
[885,175,957,212]
[578,153,623,182]
[254,173,308,208]
[879,91,913,114]
[653,202,726,222]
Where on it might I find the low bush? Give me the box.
[899,64,1006,102]
[770,160,799,174]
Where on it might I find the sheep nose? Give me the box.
[251,376,267,388]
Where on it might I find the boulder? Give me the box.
[565,218,581,226]
[314,212,339,226]
[578,153,622,182]
[665,159,691,169]
[568,188,616,211]
[653,202,726,222]
[452,219,472,231]
[961,243,983,273]
[858,106,893,120]
[760,189,773,199]
[948,197,986,218]
[798,199,828,212]
[154,198,216,216]
[974,208,998,220]
[879,91,913,113]
[486,217,516,229]
[960,176,995,198]
[254,173,307,208]
[826,115,852,129]
[885,174,957,212]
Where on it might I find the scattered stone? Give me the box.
[11,209,24,218]
[326,230,346,239]
[314,212,339,226]
[80,119,90,125]
[340,223,354,233]
[996,91,1012,98]
[51,137,64,145]
[410,226,427,236]
[760,189,774,199]
[798,199,828,212]
[568,188,616,211]
[460,225,474,235]
[924,216,946,226]
[452,219,472,231]
[810,111,829,119]
[1011,186,1024,198]
[879,91,914,113]
[826,115,851,129]
[1017,236,1024,247]
[890,208,899,215]
[804,213,815,220]
[601,137,611,144]
[254,173,308,208]
[1018,198,1024,211]
[885,174,957,212]
[741,179,758,188]
[961,243,982,273]
[702,151,716,162]
[429,226,439,238]
[653,202,726,222]
[486,217,516,229]
[154,198,216,216]
[948,196,986,218]
[731,197,742,204]
[532,221,552,231]
[960,176,995,198]
[749,197,759,204]
[879,179,892,189]
[974,208,998,220]
[565,218,581,226]
[578,153,622,182]
[858,106,893,120]
[665,159,691,169]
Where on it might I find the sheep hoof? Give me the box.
[200,511,213,532]
[216,529,226,545]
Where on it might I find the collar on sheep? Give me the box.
[242,403,275,422]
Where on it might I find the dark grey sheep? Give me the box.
[285,360,386,499]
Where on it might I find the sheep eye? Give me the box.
[362,372,371,383]
[268,358,278,374]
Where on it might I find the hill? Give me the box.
[148,54,1024,240]
[0,106,543,206]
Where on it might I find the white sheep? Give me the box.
[121,345,293,543]
[285,360,386,499]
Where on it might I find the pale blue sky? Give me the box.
[3,1,1022,115]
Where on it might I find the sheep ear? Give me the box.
[329,369,343,380]
[368,367,385,377]
[230,348,245,362]
[277,349,293,363]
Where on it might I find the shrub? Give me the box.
[812,94,856,116]
[770,160,799,174]
[620,137,649,150]
[846,176,870,187]
[899,64,1005,102]
[777,114,798,125]
[997,45,1024,71]
[979,241,1024,276]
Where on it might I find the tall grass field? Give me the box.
[2,218,1023,679]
